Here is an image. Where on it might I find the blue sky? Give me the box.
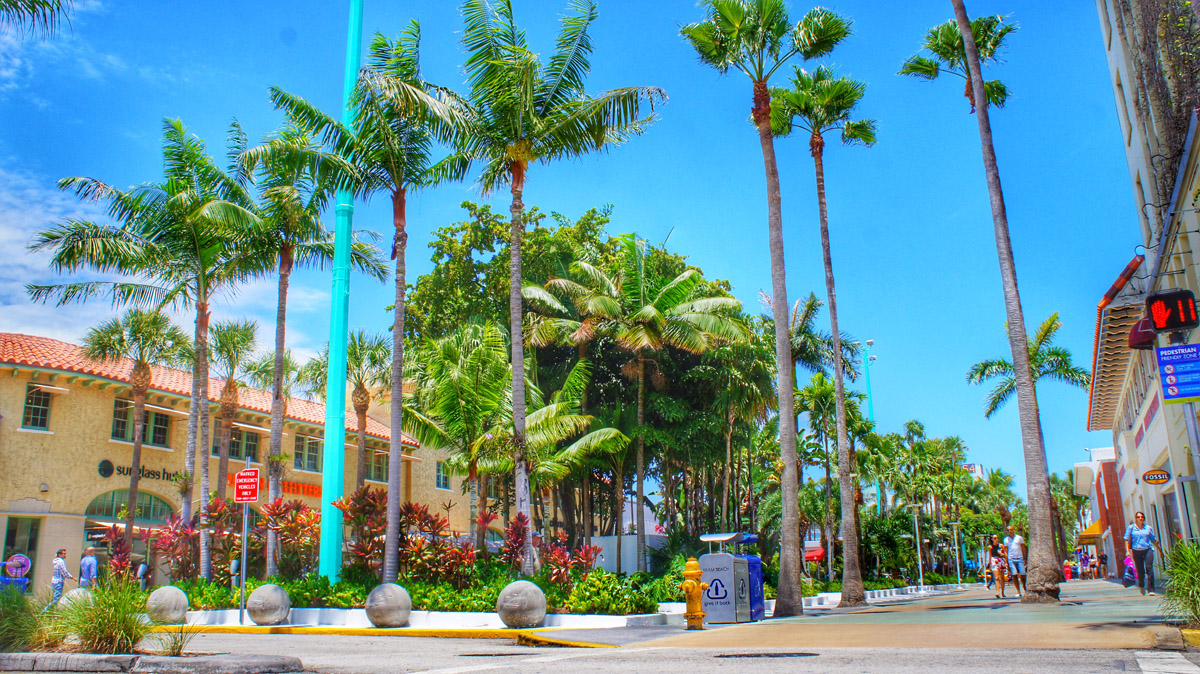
[0,1,1136,496]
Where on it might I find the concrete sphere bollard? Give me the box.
[246,584,291,626]
[496,580,546,629]
[146,586,189,624]
[60,587,92,608]
[365,583,412,628]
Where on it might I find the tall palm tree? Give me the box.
[302,331,393,488]
[81,309,188,544]
[456,0,662,575]
[28,118,264,581]
[772,64,876,606]
[906,4,1056,603]
[271,24,464,583]
[966,313,1090,417]
[234,121,387,576]
[208,320,259,500]
[682,2,851,616]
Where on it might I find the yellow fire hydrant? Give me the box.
[679,557,708,630]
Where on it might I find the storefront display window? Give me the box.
[85,490,173,524]
[3,517,40,580]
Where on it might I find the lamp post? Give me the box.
[861,340,879,513]
[948,521,962,585]
[319,0,364,580]
[907,504,924,589]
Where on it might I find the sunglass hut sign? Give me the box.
[97,460,183,483]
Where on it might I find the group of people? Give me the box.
[985,525,1028,599]
[44,547,97,610]
[1065,547,1105,580]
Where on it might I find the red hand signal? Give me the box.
[1152,300,1173,328]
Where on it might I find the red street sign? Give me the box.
[234,468,260,503]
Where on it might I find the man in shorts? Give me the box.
[1004,525,1027,598]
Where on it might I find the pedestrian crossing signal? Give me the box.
[1147,289,1199,332]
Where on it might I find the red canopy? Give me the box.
[804,546,826,562]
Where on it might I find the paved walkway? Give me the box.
[629,579,1176,650]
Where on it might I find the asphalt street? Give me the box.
[184,634,1200,673]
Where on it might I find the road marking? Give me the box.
[417,647,666,673]
[1135,650,1200,674]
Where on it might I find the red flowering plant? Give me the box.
[570,544,602,579]
[499,513,529,572]
[101,525,134,580]
[260,498,319,579]
[147,515,199,581]
[475,511,499,558]
[333,487,387,578]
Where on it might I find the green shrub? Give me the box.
[637,555,686,603]
[0,587,40,652]
[566,570,657,615]
[55,580,153,654]
[1163,541,1200,627]
[174,579,238,610]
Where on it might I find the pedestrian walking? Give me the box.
[989,534,1008,598]
[1078,549,1091,580]
[43,549,75,611]
[1004,525,1027,598]
[137,560,149,591]
[79,547,97,589]
[1099,551,1109,579]
[1124,511,1165,596]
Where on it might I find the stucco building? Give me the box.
[1085,1,1200,550]
[0,333,469,590]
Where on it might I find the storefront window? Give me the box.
[22,384,51,430]
[294,436,322,472]
[211,429,259,462]
[3,517,40,580]
[1163,491,1183,548]
[366,449,388,483]
[111,400,171,447]
[85,490,173,524]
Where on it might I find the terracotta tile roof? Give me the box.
[0,333,416,447]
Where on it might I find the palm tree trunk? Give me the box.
[614,461,623,574]
[183,324,200,527]
[508,162,535,577]
[636,356,647,572]
[813,139,865,604]
[266,246,292,579]
[355,408,368,489]
[126,380,148,545]
[217,409,232,501]
[722,412,733,531]
[584,472,592,547]
[952,0,1058,603]
[197,301,213,581]
[754,78,801,616]
[385,188,408,583]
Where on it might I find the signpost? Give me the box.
[1156,343,1200,541]
[234,463,258,625]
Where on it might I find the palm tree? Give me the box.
[898,14,1013,113]
[455,0,662,575]
[966,313,1090,417]
[208,320,259,500]
[682,2,852,616]
[906,4,1056,604]
[302,331,393,488]
[27,118,264,581]
[81,309,188,544]
[234,121,387,577]
[272,24,465,583]
[1,0,71,36]
[772,64,876,606]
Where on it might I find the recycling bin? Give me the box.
[698,532,765,624]
[745,554,766,621]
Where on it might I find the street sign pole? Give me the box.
[239,457,250,625]
[1154,337,1200,538]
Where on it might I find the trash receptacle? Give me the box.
[744,554,765,621]
[699,532,764,624]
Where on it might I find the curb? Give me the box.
[0,653,302,673]
[1181,629,1200,647]
[150,624,614,647]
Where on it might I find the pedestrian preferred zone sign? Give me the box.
[1156,344,1200,404]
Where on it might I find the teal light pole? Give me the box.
[862,340,879,514]
[319,0,364,580]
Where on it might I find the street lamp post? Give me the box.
[318,0,364,580]
[949,521,962,585]
[907,504,924,589]
[861,340,879,513]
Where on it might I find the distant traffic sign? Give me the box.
[234,468,260,503]
[1156,345,1200,404]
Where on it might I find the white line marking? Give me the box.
[1135,650,1200,674]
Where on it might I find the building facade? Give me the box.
[1087,1,1200,555]
[0,333,469,590]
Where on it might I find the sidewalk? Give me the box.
[622,579,1177,650]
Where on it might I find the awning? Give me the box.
[1077,519,1104,544]
[1088,255,1147,431]
[804,546,825,562]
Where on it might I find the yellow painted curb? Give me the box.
[1181,629,1200,646]
[148,624,613,647]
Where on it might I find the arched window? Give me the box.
[85,490,174,524]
